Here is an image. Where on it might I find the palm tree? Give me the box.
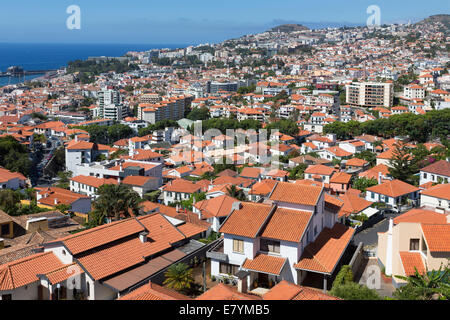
[93,184,143,222]
[163,263,195,293]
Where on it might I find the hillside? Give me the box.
[269,24,310,33]
[416,14,450,32]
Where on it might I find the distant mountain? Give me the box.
[268,24,310,33]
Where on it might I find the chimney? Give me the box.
[385,218,393,276]
[139,231,148,243]
[231,202,242,212]
[378,171,382,185]
[119,163,123,171]
[176,204,180,213]
[54,198,58,205]
[75,135,78,142]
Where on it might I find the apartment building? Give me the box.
[346,82,393,108]
[98,88,122,119]
[139,96,190,124]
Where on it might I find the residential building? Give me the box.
[346,82,394,108]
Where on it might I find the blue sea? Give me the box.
[0,43,188,87]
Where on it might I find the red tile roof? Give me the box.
[294,223,355,274]
[242,254,286,276]
[399,252,426,276]
[393,208,448,225]
[194,195,238,218]
[421,183,450,201]
[219,203,273,238]
[421,224,450,252]
[420,160,450,176]
[366,179,419,198]
[269,181,322,206]
[196,283,261,300]
[0,252,64,290]
[263,280,340,300]
[260,207,312,243]
[119,282,192,300]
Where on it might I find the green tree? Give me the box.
[289,163,308,180]
[266,119,299,136]
[163,263,195,293]
[352,177,378,193]
[332,265,354,287]
[354,151,377,167]
[0,189,21,215]
[187,107,210,121]
[93,184,143,222]
[388,142,419,185]
[226,185,246,201]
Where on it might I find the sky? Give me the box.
[0,0,448,44]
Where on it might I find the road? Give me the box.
[353,213,402,249]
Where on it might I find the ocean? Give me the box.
[0,43,188,87]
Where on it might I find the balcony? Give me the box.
[206,239,228,262]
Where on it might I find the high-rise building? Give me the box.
[97,87,127,120]
[346,82,393,108]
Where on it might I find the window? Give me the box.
[86,281,90,298]
[371,192,375,199]
[410,239,420,251]
[423,173,427,179]
[1,294,12,300]
[1,223,10,236]
[232,239,244,253]
[219,262,239,275]
[260,239,280,254]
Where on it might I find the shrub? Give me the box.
[330,282,382,300]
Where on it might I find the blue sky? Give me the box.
[0,0,448,44]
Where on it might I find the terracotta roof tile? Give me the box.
[0,252,64,290]
[421,224,450,252]
[269,181,322,206]
[219,203,273,238]
[242,254,286,276]
[119,282,192,300]
[399,252,426,276]
[260,207,312,242]
[393,208,448,225]
[294,223,354,274]
[421,183,450,200]
[420,160,450,177]
[196,283,261,300]
[263,280,340,300]
[366,179,419,198]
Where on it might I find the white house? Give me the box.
[207,182,354,292]
[365,179,420,212]
[419,160,450,186]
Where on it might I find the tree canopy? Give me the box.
[0,136,32,177]
[324,109,450,143]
